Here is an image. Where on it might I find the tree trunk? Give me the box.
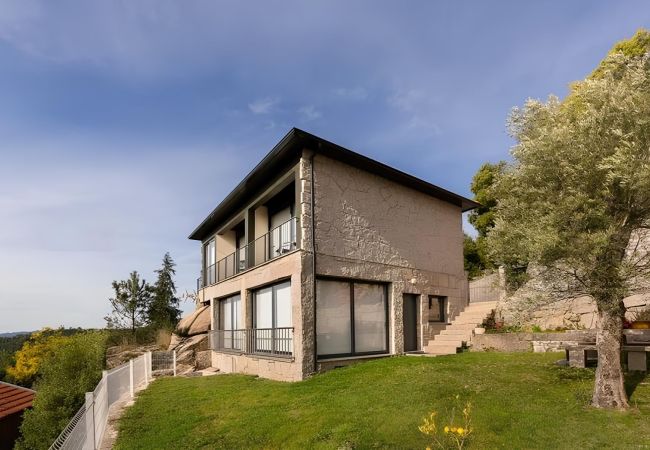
[592,307,629,409]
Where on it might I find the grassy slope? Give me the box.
[115,353,650,449]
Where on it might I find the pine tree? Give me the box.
[104,271,152,334]
[148,253,181,329]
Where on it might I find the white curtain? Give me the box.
[354,284,386,352]
[316,280,352,356]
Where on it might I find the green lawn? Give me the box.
[115,353,650,449]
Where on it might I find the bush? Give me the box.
[5,329,68,388]
[105,326,164,347]
[15,331,107,450]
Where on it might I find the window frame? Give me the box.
[252,280,292,330]
[316,278,390,359]
[428,295,446,323]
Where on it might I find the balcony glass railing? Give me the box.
[197,217,297,289]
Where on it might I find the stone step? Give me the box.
[453,315,489,323]
[444,323,479,331]
[423,344,459,354]
[451,319,487,326]
[439,329,470,336]
[432,335,465,343]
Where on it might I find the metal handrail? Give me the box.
[199,217,297,288]
[209,327,294,358]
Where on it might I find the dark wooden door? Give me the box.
[403,294,418,352]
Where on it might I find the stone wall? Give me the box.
[471,331,596,353]
[471,270,650,330]
[499,289,650,330]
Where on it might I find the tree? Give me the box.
[15,332,106,450]
[5,328,67,387]
[464,162,506,278]
[148,253,181,329]
[105,271,152,334]
[468,162,506,238]
[488,29,650,409]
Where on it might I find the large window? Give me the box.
[316,279,388,358]
[204,239,216,285]
[219,294,241,350]
[253,281,292,354]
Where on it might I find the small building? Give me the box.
[0,381,35,450]
[189,128,479,381]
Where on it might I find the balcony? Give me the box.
[198,217,297,289]
[208,327,294,358]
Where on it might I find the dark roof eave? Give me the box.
[189,128,479,241]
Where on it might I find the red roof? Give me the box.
[0,381,35,419]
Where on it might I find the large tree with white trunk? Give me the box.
[488,30,650,409]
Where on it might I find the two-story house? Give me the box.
[189,129,479,381]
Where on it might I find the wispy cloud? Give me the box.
[388,88,442,135]
[248,97,279,115]
[332,87,368,100]
[298,105,322,121]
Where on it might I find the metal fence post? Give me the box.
[83,392,95,450]
[173,350,177,377]
[146,351,152,385]
[129,359,134,398]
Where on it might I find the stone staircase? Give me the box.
[423,301,498,356]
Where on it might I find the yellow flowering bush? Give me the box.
[418,395,472,449]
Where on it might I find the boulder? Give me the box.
[176,305,210,337]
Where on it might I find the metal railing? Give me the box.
[209,327,294,358]
[49,350,177,450]
[199,217,297,289]
[469,285,502,303]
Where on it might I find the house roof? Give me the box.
[0,381,35,419]
[189,128,479,241]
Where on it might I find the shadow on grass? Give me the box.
[625,371,648,398]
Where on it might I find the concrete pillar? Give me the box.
[83,392,95,450]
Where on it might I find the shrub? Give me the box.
[5,329,68,387]
[15,331,107,450]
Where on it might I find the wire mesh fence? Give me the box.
[48,350,176,450]
[151,351,176,376]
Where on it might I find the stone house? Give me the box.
[189,129,479,381]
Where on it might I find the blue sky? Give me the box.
[1,1,648,332]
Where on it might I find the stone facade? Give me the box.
[312,154,467,354]
[198,141,470,381]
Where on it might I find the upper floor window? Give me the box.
[204,239,216,285]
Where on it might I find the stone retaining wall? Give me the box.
[471,331,596,353]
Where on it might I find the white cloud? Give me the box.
[332,87,368,100]
[248,97,279,115]
[388,88,426,112]
[298,105,322,121]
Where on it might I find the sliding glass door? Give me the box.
[219,294,241,350]
[253,281,292,354]
[316,279,388,358]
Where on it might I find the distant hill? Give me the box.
[0,332,31,338]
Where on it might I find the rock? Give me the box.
[168,333,209,375]
[175,305,210,337]
[105,344,161,370]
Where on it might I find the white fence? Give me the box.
[49,350,176,450]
